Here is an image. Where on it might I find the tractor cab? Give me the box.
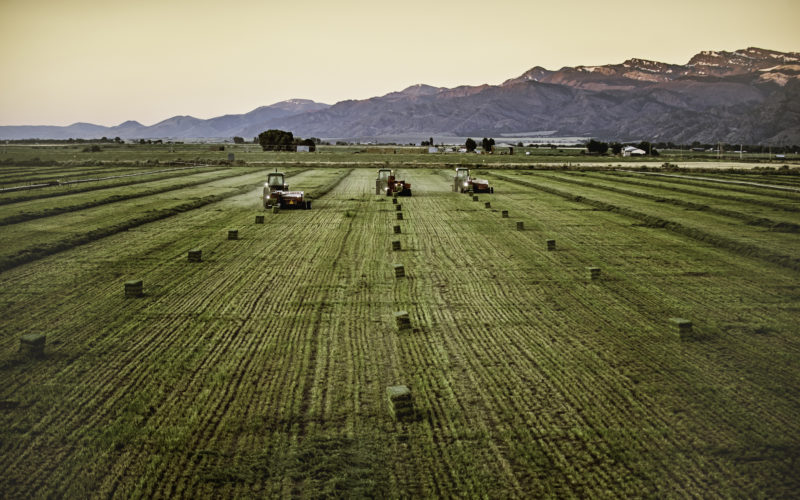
[376,168,393,194]
[454,168,470,192]
[267,172,288,193]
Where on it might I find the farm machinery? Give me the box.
[262,171,311,209]
[453,167,493,193]
[376,168,412,196]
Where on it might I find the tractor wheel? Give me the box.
[490,187,494,193]
[305,201,312,210]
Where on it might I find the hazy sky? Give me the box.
[1,0,798,126]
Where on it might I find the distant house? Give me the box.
[428,147,438,154]
[623,146,646,156]
[296,145,310,153]
[458,148,468,153]
[495,143,515,155]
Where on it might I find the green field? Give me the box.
[1,148,799,497]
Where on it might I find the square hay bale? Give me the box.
[472,195,479,201]
[392,198,398,204]
[396,212,403,220]
[124,280,143,298]
[187,249,202,262]
[587,267,601,280]
[546,239,556,251]
[394,311,411,330]
[387,385,415,421]
[255,215,265,224]
[394,264,405,278]
[484,202,491,208]
[395,204,402,211]
[392,240,402,251]
[393,225,402,234]
[516,221,524,231]
[670,318,693,338]
[19,333,46,358]
[228,229,239,240]
[502,210,509,218]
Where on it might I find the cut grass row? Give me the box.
[583,171,800,214]
[0,167,342,273]
[0,167,798,497]
[0,165,228,206]
[539,171,800,231]
[0,163,192,186]
[0,167,277,227]
[488,171,800,271]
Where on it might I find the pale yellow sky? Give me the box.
[1,0,798,126]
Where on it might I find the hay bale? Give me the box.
[392,240,402,251]
[394,311,411,330]
[387,385,415,421]
[124,280,143,298]
[669,318,693,338]
[516,221,524,231]
[228,229,238,240]
[19,333,46,358]
[546,239,556,251]
[393,225,402,234]
[396,212,403,220]
[255,215,265,224]
[392,198,398,204]
[187,249,202,262]
[394,264,405,278]
[587,267,601,280]
[395,204,402,211]
[472,195,479,201]
[502,210,509,218]
[484,202,491,208]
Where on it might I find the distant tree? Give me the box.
[465,138,477,152]
[636,141,652,155]
[586,139,609,154]
[299,138,316,152]
[516,141,524,147]
[429,137,433,147]
[233,136,245,144]
[258,129,294,151]
[481,137,495,153]
[610,142,623,155]
[114,136,122,144]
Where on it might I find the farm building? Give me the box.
[296,145,310,153]
[428,147,439,154]
[623,146,646,156]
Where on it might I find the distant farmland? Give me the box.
[1,150,799,497]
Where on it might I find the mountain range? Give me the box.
[2,47,799,144]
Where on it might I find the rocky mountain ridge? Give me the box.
[1,47,798,144]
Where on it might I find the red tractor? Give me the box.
[262,171,311,209]
[454,167,493,193]
[377,168,412,196]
